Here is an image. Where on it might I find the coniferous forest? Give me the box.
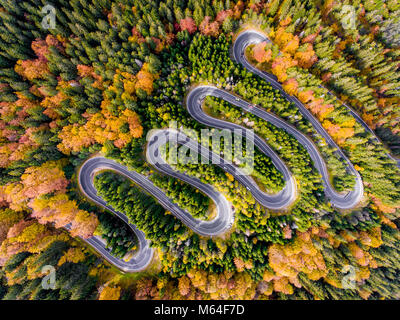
[0,0,399,301]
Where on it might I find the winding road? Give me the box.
[187,86,363,210]
[234,30,400,168]
[147,128,296,211]
[78,150,233,272]
[74,29,395,272]
[77,158,154,272]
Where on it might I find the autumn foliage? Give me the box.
[199,16,220,37]
[266,230,328,295]
[99,285,121,300]
[0,219,69,261]
[272,26,317,69]
[0,160,98,239]
[252,42,272,63]
[179,17,197,34]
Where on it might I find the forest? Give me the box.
[0,0,399,300]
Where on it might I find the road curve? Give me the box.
[144,129,233,236]
[76,29,372,272]
[78,157,154,272]
[65,223,153,273]
[147,128,296,210]
[187,85,363,209]
[78,136,235,270]
[234,29,400,168]
[233,30,364,209]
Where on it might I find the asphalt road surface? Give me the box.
[78,158,154,272]
[78,145,233,271]
[147,128,296,210]
[187,85,363,210]
[234,29,400,168]
[75,29,388,272]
